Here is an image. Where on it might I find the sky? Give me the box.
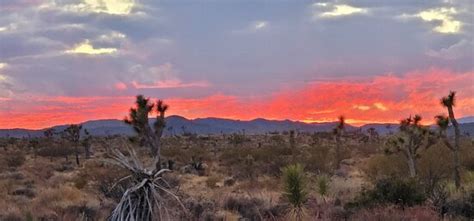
[0,0,473,129]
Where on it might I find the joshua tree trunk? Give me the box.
[84,145,91,159]
[74,145,80,166]
[407,155,417,178]
[335,136,341,168]
[448,106,461,189]
[453,148,461,188]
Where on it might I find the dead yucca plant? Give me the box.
[108,147,184,221]
[108,95,185,221]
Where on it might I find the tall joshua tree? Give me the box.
[438,91,462,189]
[386,115,436,177]
[64,124,82,166]
[110,95,183,221]
[124,95,168,170]
[333,115,345,167]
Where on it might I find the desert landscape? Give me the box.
[0,92,473,220]
[1,0,473,220]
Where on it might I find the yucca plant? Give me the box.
[108,146,184,221]
[282,164,307,221]
[317,175,330,202]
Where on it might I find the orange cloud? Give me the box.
[0,68,472,129]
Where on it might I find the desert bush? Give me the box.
[282,164,307,220]
[461,139,474,170]
[444,190,474,219]
[220,145,297,177]
[302,145,332,174]
[205,175,220,189]
[6,151,26,168]
[349,206,439,221]
[347,178,426,209]
[184,197,216,220]
[362,154,407,182]
[224,196,266,220]
[417,145,453,193]
[36,145,74,161]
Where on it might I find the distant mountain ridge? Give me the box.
[1,115,473,138]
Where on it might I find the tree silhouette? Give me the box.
[64,124,82,165]
[124,95,168,170]
[439,91,462,189]
[386,115,436,177]
[333,115,345,167]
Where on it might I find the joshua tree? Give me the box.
[437,91,462,189]
[124,95,168,169]
[282,164,307,221]
[82,129,92,159]
[64,124,82,165]
[386,115,436,177]
[333,115,345,167]
[110,95,184,221]
[289,130,296,149]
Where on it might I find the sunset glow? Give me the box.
[0,1,473,129]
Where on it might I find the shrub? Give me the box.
[205,176,220,189]
[223,196,264,220]
[302,145,332,174]
[347,178,426,209]
[282,164,307,220]
[6,152,26,168]
[317,175,330,201]
[362,154,407,182]
[444,190,474,219]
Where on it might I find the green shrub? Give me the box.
[347,178,426,209]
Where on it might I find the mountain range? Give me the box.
[0,115,473,138]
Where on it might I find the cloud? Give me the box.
[314,3,368,18]
[126,63,210,89]
[353,105,371,111]
[232,20,269,34]
[417,7,461,33]
[373,102,388,111]
[43,0,136,15]
[131,80,210,89]
[427,39,473,60]
[65,40,118,54]
[1,68,472,129]
[400,7,462,34]
[253,21,268,30]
